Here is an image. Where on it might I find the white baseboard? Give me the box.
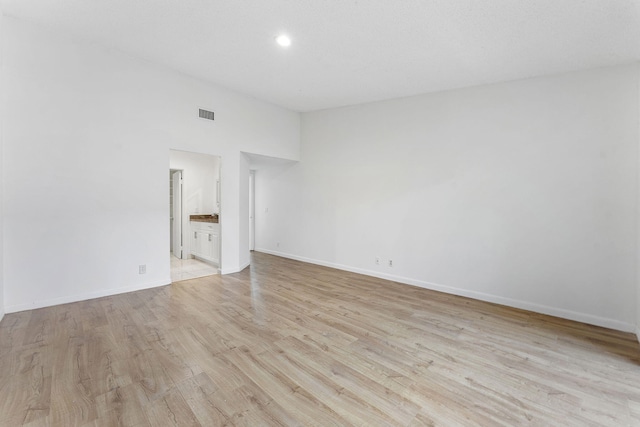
[0,308,4,324]
[4,277,171,314]
[221,260,251,275]
[256,248,635,333]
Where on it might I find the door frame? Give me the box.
[249,170,255,251]
[170,169,184,259]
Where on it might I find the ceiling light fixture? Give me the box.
[276,34,292,47]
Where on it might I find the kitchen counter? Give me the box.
[189,214,219,223]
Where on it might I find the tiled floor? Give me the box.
[170,253,218,282]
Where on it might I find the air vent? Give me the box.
[199,108,215,121]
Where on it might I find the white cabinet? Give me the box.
[198,231,213,259]
[190,221,220,266]
[211,232,220,263]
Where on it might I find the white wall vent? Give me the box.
[199,108,215,121]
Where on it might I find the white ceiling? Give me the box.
[1,0,639,112]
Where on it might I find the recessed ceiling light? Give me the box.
[276,34,291,47]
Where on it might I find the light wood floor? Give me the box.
[1,252,639,426]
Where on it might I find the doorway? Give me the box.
[169,150,222,282]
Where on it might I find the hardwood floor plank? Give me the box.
[94,383,151,427]
[22,308,53,347]
[176,372,233,426]
[224,345,350,426]
[273,336,420,425]
[0,251,639,426]
[144,386,200,426]
[238,399,304,427]
[127,349,176,403]
[0,348,52,425]
[144,326,203,385]
[50,335,99,426]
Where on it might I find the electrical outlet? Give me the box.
[139,265,146,274]
[388,260,393,267]
[375,257,380,265]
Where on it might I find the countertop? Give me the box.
[190,214,219,223]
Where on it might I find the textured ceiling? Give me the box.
[1,0,639,112]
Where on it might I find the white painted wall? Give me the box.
[169,149,220,259]
[256,64,640,332]
[637,65,640,342]
[170,150,220,216]
[0,11,4,323]
[238,153,251,271]
[2,17,299,312]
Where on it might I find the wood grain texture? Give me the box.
[0,252,639,426]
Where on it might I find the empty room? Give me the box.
[1,1,640,426]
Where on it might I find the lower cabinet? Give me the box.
[190,221,220,266]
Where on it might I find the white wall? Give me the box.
[238,153,251,271]
[170,150,220,216]
[256,64,640,332]
[0,11,4,323]
[2,17,299,312]
[637,65,640,341]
